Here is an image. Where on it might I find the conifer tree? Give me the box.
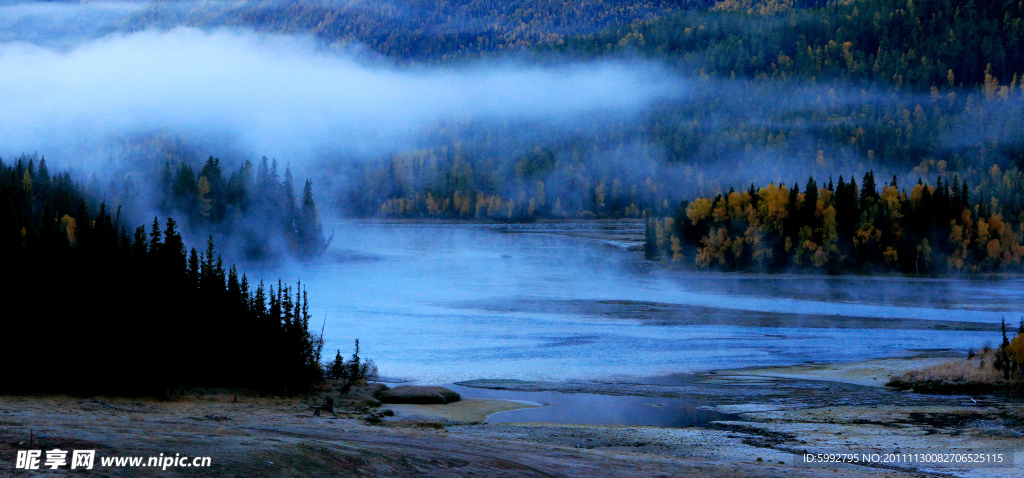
[296,179,330,258]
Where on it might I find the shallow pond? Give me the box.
[447,384,737,427]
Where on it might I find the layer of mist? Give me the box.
[4,13,1013,225]
[0,27,682,171]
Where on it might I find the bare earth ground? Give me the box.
[2,357,1021,477]
[0,390,891,478]
[454,357,1024,478]
[712,361,1024,478]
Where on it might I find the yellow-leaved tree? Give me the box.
[197,176,212,218]
[60,215,76,245]
[1008,334,1024,379]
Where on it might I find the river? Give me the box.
[259,221,1024,384]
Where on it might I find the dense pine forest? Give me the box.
[158,156,331,260]
[567,0,1024,89]
[101,132,332,261]
[645,171,1024,274]
[621,0,1024,274]
[0,155,324,395]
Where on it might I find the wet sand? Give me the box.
[726,357,962,387]
[382,398,539,424]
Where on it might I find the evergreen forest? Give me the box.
[0,155,324,395]
[645,171,1024,274]
[157,156,331,260]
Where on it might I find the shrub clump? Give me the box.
[325,339,379,394]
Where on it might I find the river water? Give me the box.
[263,221,1024,384]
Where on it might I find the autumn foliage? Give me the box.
[648,171,1024,274]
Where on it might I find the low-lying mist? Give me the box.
[0,27,684,171]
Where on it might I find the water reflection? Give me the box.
[448,385,736,427]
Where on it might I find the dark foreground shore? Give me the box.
[2,357,1021,477]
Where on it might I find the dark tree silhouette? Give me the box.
[0,156,324,396]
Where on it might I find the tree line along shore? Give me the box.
[1,156,325,396]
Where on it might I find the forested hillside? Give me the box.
[123,0,709,60]
[0,155,323,395]
[340,79,1023,224]
[568,0,1024,89]
[43,0,1024,277]
[328,0,1024,237]
[124,0,1024,88]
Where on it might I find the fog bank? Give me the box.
[0,27,684,169]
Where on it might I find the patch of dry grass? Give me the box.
[897,349,1003,382]
[887,348,1016,394]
